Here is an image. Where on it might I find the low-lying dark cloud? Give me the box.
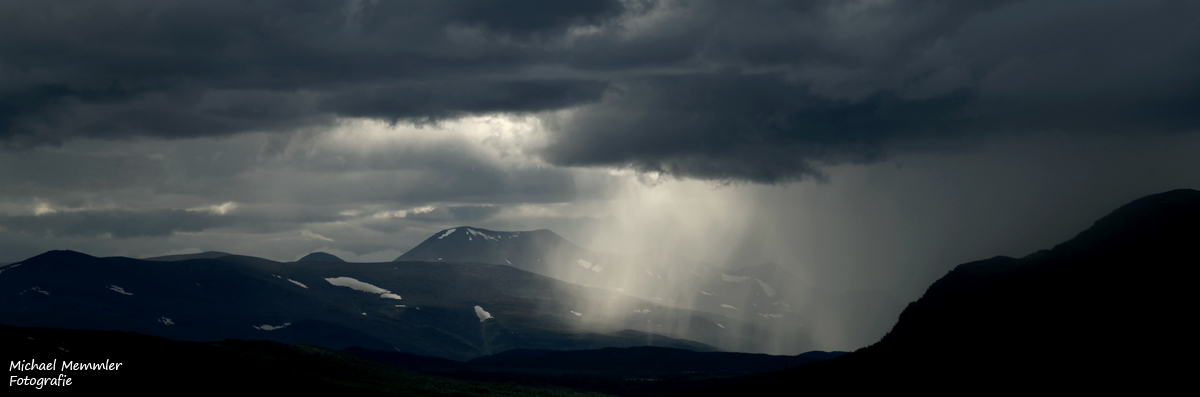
[0,130,578,214]
[542,73,977,181]
[2,0,1197,182]
[405,205,503,223]
[0,209,232,239]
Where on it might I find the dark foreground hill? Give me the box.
[2,324,603,396]
[696,189,1200,394]
[3,322,840,396]
[345,346,844,396]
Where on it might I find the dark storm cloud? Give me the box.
[450,0,624,38]
[542,73,977,181]
[0,0,615,146]
[2,0,1198,182]
[542,0,1200,182]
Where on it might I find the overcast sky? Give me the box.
[2,0,1198,301]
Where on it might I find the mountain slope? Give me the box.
[0,251,776,360]
[396,226,900,354]
[395,227,611,286]
[700,188,1199,393]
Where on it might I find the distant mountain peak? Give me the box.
[297,252,346,263]
[32,250,97,262]
[394,226,596,281]
[428,226,549,244]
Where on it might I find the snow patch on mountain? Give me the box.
[721,274,749,282]
[108,285,133,295]
[325,277,401,300]
[21,287,50,296]
[577,259,593,269]
[288,279,308,289]
[759,313,783,319]
[475,305,492,322]
[438,229,457,239]
[570,311,582,316]
[466,228,499,241]
[754,279,777,297]
[158,317,174,325]
[254,322,291,331]
[720,304,739,310]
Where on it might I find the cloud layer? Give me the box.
[3,0,1197,182]
[3,2,1199,352]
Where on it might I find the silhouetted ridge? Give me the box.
[143,251,232,261]
[2,247,736,361]
[697,189,1199,394]
[1052,188,1200,255]
[31,250,97,262]
[297,252,345,263]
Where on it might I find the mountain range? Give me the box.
[3,188,1196,394]
[0,250,751,361]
